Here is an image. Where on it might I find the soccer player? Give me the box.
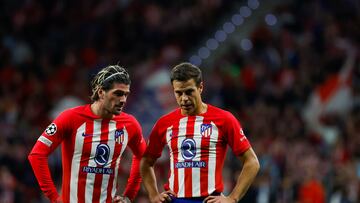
[140,62,260,203]
[28,65,146,203]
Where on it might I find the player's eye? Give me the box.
[114,91,128,97]
[175,91,182,96]
[185,89,193,95]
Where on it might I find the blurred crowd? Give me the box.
[0,0,359,203]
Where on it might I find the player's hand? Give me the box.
[150,190,176,203]
[203,194,237,203]
[113,195,131,203]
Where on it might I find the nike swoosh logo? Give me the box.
[82,132,92,137]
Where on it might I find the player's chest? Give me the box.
[73,120,130,147]
[165,117,223,144]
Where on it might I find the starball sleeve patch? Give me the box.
[44,123,57,136]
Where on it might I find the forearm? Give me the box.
[123,155,142,200]
[140,158,160,199]
[228,149,260,201]
[28,147,59,202]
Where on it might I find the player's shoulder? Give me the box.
[207,104,233,117]
[114,112,141,127]
[58,105,87,117]
[118,112,137,121]
[157,108,181,123]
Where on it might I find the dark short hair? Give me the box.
[91,65,131,102]
[170,62,202,86]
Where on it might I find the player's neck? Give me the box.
[199,102,208,114]
[90,102,113,119]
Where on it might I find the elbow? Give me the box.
[140,156,156,175]
[28,151,35,163]
[140,157,148,175]
[253,158,260,175]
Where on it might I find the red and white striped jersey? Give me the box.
[28,104,146,203]
[145,104,250,198]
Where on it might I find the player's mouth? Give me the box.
[181,104,193,110]
[115,105,123,111]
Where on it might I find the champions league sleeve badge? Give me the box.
[44,123,57,136]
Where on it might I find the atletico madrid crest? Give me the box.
[200,124,212,137]
[115,129,124,144]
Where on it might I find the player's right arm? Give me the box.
[140,156,175,203]
[28,110,70,203]
[140,119,174,203]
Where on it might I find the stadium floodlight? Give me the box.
[189,55,202,66]
[240,6,252,18]
[206,38,219,50]
[240,38,253,51]
[265,14,277,26]
[198,47,210,59]
[232,14,244,26]
[215,30,227,42]
[248,0,259,10]
[223,22,235,34]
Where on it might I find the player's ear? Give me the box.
[98,88,105,100]
[199,82,204,94]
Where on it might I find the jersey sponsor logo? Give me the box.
[200,124,212,137]
[82,166,113,175]
[181,138,196,160]
[94,143,110,166]
[175,161,206,168]
[115,129,124,144]
[44,123,57,136]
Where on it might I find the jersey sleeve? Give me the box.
[123,116,147,200]
[144,119,167,159]
[28,110,72,202]
[224,112,251,156]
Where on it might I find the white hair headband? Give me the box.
[103,72,127,83]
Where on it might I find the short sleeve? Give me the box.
[224,112,251,156]
[127,116,146,157]
[144,119,167,159]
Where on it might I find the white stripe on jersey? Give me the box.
[111,127,129,198]
[99,121,117,202]
[177,117,188,197]
[191,116,203,197]
[208,121,218,194]
[85,119,102,202]
[70,123,86,203]
[166,126,174,191]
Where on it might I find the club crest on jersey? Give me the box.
[44,123,57,136]
[200,124,212,137]
[115,129,124,144]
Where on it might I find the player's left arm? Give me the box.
[204,148,259,203]
[228,147,259,202]
[117,117,147,201]
[205,112,260,203]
